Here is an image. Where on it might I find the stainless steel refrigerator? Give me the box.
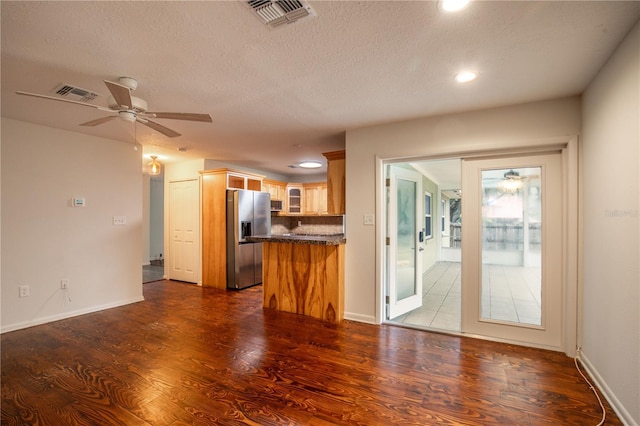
[226,189,271,290]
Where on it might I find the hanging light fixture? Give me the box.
[499,169,523,193]
[148,155,161,175]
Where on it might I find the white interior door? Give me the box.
[387,165,423,319]
[169,179,199,283]
[461,153,563,350]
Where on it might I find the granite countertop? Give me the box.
[246,233,346,246]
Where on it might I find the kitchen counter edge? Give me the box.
[246,234,346,246]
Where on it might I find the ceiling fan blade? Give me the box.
[144,112,213,122]
[16,91,114,112]
[138,118,181,138]
[79,116,117,127]
[103,80,132,109]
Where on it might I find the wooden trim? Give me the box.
[322,150,345,161]
[200,167,264,181]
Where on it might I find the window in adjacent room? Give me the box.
[425,191,433,239]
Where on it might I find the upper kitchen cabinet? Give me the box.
[286,184,304,215]
[303,182,328,215]
[323,150,346,215]
[262,179,287,201]
[225,170,263,191]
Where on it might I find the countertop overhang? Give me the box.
[246,234,346,245]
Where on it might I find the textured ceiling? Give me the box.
[2,1,639,179]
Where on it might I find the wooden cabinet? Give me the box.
[226,172,262,191]
[200,168,264,289]
[262,179,287,202]
[286,184,304,214]
[266,179,330,216]
[323,150,346,215]
[303,182,328,215]
[263,241,345,323]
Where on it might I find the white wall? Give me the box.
[582,21,639,425]
[1,118,143,332]
[344,96,581,324]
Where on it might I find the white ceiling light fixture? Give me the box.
[298,161,322,169]
[440,0,470,12]
[455,71,477,83]
[119,111,137,123]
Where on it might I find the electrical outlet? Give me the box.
[61,279,69,290]
[19,285,30,298]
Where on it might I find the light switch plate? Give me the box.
[363,214,375,225]
[113,216,127,225]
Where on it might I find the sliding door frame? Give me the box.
[375,136,579,356]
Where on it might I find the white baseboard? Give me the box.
[1,296,145,334]
[578,351,636,426]
[344,312,377,324]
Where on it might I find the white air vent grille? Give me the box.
[246,0,316,29]
[54,83,99,102]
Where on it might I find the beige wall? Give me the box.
[582,20,639,425]
[1,118,143,332]
[344,96,581,324]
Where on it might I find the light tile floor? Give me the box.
[143,265,164,283]
[390,261,541,332]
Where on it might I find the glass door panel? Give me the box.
[461,153,563,350]
[480,167,542,326]
[388,165,423,319]
[396,178,417,300]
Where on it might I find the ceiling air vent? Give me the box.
[246,0,316,29]
[53,83,99,102]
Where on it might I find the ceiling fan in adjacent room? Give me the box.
[16,77,212,138]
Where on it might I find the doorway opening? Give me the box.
[384,151,566,351]
[144,175,165,283]
[386,158,462,333]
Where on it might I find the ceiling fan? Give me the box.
[16,77,212,138]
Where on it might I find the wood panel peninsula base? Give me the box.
[247,235,345,323]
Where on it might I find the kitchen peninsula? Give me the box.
[246,233,346,323]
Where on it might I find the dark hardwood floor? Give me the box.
[2,280,620,425]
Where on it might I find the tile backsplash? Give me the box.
[271,215,344,235]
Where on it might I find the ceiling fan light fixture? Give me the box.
[500,169,523,193]
[298,161,322,169]
[148,155,162,175]
[119,111,136,123]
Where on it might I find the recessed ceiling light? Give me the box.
[455,71,477,83]
[440,0,470,12]
[298,161,322,169]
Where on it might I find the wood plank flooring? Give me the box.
[2,280,621,425]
